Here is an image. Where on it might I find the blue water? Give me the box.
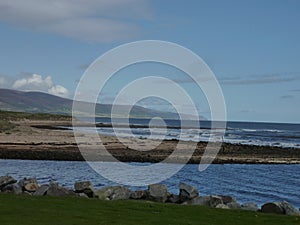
[1,159,299,208]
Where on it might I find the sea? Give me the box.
[88,117,300,149]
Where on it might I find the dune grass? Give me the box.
[0,194,299,225]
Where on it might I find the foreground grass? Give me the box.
[0,194,299,225]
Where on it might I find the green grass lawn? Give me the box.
[0,194,299,225]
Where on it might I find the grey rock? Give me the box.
[167,194,180,204]
[130,190,148,200]
[220,195,237,204]
[216,203,230,209]
[209,195,224,208]
[261,202,284,214]
[184,196,210,206]
[46,182,76,197]
[0,176,17,190]
[74,181,95,198]
[33,185,49,196]
[280,201,300,216]
[227,202,242,209]
[2,183,22,194]
[77,193,89,198]
[95,186,132,200]
[148,184,168,203]
[241,202,259,212]
[179,182,199,202]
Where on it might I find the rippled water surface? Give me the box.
[0,159,299,207]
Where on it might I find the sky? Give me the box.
[0,0,299,123]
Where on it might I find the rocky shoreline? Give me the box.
[0,175,299,216]
[0,120,299,164]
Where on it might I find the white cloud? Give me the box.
[0,0,152,43]
[8,74,69,98]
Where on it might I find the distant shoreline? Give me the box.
[0,120,299,164]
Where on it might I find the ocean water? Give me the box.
[88,118,300,148]
[0,159,299,208]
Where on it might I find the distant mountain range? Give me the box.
[0,89,205,120]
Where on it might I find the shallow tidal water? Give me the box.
[0,159,299,208]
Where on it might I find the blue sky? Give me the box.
[0,0,299,123]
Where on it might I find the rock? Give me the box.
[74,181,95,198]
[167,194,180,204]
[220,195,236,204]
[227,202,242,209]
[46,182,76,197]
[209,195,224,208]
[130,190,148,200]
[216,204,229,209]
[18,178,38,191]
[184,196,210,206]
[148,184,168,203]
[261,202,284,214]
[24,183,39,192]
[1,183,22,194]
[95,186,132,200]
[179,182,199,202]
[77,193,89,198]
[33,185,49,196]
[241,202,259,212]
[0,176,17,190]
[280,201,300,216]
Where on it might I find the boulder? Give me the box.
[33,185,49,196]
[226,202,242,209]
[241,202,259,212]
[0,176,17,190]
[18,178,38,191]
[24,183,39,192]
[77,193,89,198]
[220,195,236,205]
[46,182,76,197]
[261,202,284,214]
[167,194,180,204]
[95,186,132,200]
[280,201,300,216]
[216,204,229,209]
[130,190,148,200]
[1,183,22,194]
[209,195,224,208]
[74,181,95,198]
[179,182,199,202]
[148,184,168,203]
[183,196,210,206]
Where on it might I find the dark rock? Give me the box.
[130,190,148,200]
[184,195,223,208]
[167,194,180,204]
[226,202,242,209]
[0,176,17,190]
[209,195,224,208]
[280,201,300,216]
[261,202,284,214]
[74,181,95,198]
[33,185,49,196]
[220,195,236,205]
[241,202,259,212]
[46,182,76,197]
[2,183,22,194]
[95,186,132,200]
[179,182,199,202]
[148,184,168,203]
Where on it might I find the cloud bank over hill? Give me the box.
[0,74,69,98]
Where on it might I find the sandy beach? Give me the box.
[0,120,299,164]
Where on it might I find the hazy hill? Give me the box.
[0,89,204,119]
